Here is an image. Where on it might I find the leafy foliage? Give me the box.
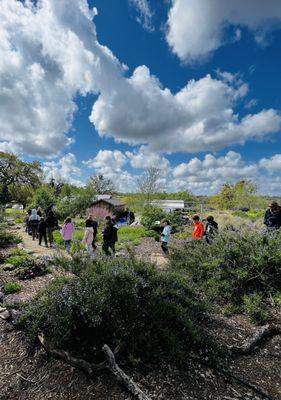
[0,152,42,206]
[56,187,95,219]
[141,205,167,228]
[30,186,56,214]
[20,255,209,365]
[16,257,50,280]
[3,281,21,294]
[0,225,21,248]
[211,180,259,210]
[170,230,281,323]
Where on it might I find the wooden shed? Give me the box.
[89,197,125,220]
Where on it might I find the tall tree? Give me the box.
[89,174,115,195]
[137,167,161,201]
[0,152,42,207]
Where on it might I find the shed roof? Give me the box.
[91,198,125,207]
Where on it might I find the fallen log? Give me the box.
[38,334,152,400]
[229,324,281,355]
[102,344,151,400]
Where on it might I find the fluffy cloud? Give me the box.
[166,0,281,62]
[43,153,83,185]
[83,150,136,192]
[91,68,281,153]
[171,151,258,194]
[259,154,281,174]
[129,0,154,32]
[126,146,170,171]
[0,0,122,156]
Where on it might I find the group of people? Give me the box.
[160,215,219,255]
[25,201,281,258]
[25,208,58,246]
[25,209,118,256]
[80,215,118,256]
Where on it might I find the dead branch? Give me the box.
[229,324,281,355]
[38,333,106,374]
[38,334,152,400]
[102,344,151,400]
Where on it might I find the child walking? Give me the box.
[192,215,204,240]
[82,219,94,256]
[61,217,75,252]
[161,219,172,255]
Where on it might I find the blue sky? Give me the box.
[1,0,281,194]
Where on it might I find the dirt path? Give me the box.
[12,226,61,257]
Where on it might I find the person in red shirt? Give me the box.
[192,215,204,239]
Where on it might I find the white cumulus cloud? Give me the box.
[91,68,281,153]
[166,0,281,62]
[0,0,122,157]
[42,153,83,185]
[259,154,281,174]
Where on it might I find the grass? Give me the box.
[3,281,22,294]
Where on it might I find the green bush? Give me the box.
[243,293,268,324]
[16,257,49,280]
[0,226,21,248]
[6,254,28,267]
[20,255,209,366]
[170,230,281,321]
[141,205,167,229]
[3,281,21,294]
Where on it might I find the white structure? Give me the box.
[149,200,185,212]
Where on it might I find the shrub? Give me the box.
[20,255,209,366]
[243,293,268,324]
[16,257,49,280]
[3,281,21,294]
[0,226,21,248]
[141,206,167,229]
[169,230,281,321]
[6,254,28,267]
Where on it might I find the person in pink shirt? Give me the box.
[61,217,75,252]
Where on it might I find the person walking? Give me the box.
[82,219,94,256]
[45,210,58,247]
[102,216,115,256]
[160,219,172,255]
[86,215,98,250]
[28,209,40,240]
[61,217,75,252]
[38,217,48,247]
[204,216,218,243]
[192,215,204,240]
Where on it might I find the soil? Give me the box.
[0,226,280,400]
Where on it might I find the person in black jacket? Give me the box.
[267,202,281,229]
[204,216,218,243]
[45,210,58,247]
[38,217,48,247]
[102,216,116,255]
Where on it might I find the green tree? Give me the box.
[211,180,258,209]
[56,187,95,219]
[30,186,56,214]
[0,152,42,207]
